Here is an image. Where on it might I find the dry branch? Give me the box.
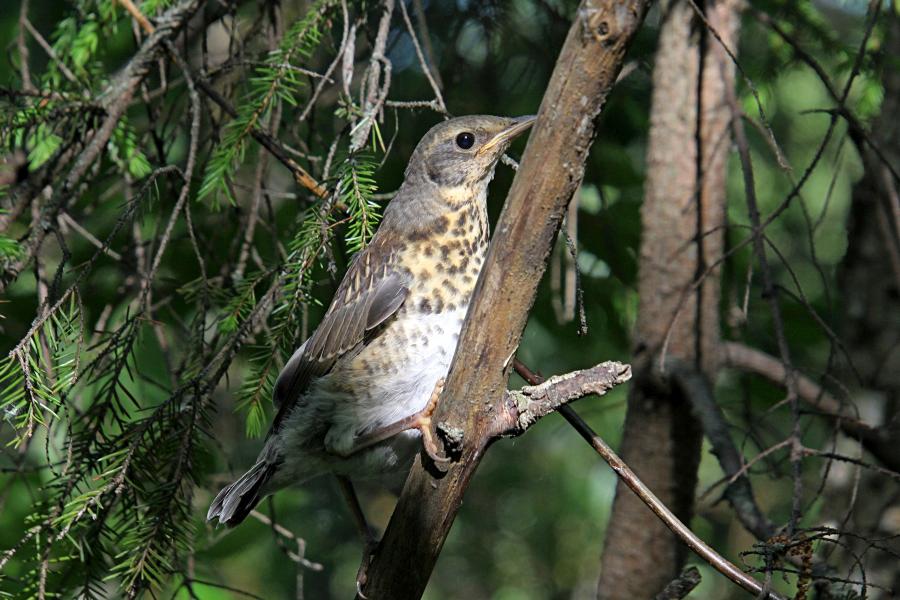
[669,362,777,541]
[359,1,652,597]
[653,567,702,600]
[498,361,631,436]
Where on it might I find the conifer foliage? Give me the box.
[0,0,392,596]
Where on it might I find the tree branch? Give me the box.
[668,362,777,541]
[497,361,631,436]
[358,1,652,597]
[723,341,900,473]
[653,567,702,600]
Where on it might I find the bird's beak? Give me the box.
[476,115,537,156]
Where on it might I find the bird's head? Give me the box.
[404,115,536,205]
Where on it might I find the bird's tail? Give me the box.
[207,460,277,526]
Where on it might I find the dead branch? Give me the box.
[669,362,778,541]
[397,0,446,114]
[653,567,702,600]
[573,405,785,599]
[496,361,631,436]
[350,0,394,151]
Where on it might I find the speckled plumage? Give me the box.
[208,115,534,526]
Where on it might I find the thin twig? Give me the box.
[723,341,900,472]
[116,0,155,35]
[299,0,353,122]
[726,74,804,534]
[23,18,79,85]
[350,0,394,151]
[397,0,446,114]
[58,212,124,261]
[247,511,323,570]
[685,0,789,171]
[411,0,442,89]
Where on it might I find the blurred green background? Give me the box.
[0,0,891,598]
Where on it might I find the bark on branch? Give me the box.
[497,361,632,436]
[359,1,652,597]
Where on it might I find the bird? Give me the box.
[207,114,536,527]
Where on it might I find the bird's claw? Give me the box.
[416,378,451,464]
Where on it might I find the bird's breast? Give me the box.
[399,202,489,314]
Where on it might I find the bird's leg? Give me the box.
[336,475,377,546]
[335,476,376,596]
[332,378,450,463]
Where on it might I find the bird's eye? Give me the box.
[455,132,475,150]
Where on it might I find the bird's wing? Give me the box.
[269,245,409,432]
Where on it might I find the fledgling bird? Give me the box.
[208,114,536,526]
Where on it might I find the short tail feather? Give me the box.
[207,461,276,526]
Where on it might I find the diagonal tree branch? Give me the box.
[359,1,652,597]
[668,362,778,541]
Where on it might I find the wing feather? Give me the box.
[269,245,409,431]
[367,272,409,329]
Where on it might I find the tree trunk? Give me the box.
[597,1,740,597]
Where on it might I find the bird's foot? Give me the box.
[330,378,451,464]
[414,377,451,464]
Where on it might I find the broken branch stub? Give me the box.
[499,361,632,436]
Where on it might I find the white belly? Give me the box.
[323,309,465,450]
[274,308,466,485]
